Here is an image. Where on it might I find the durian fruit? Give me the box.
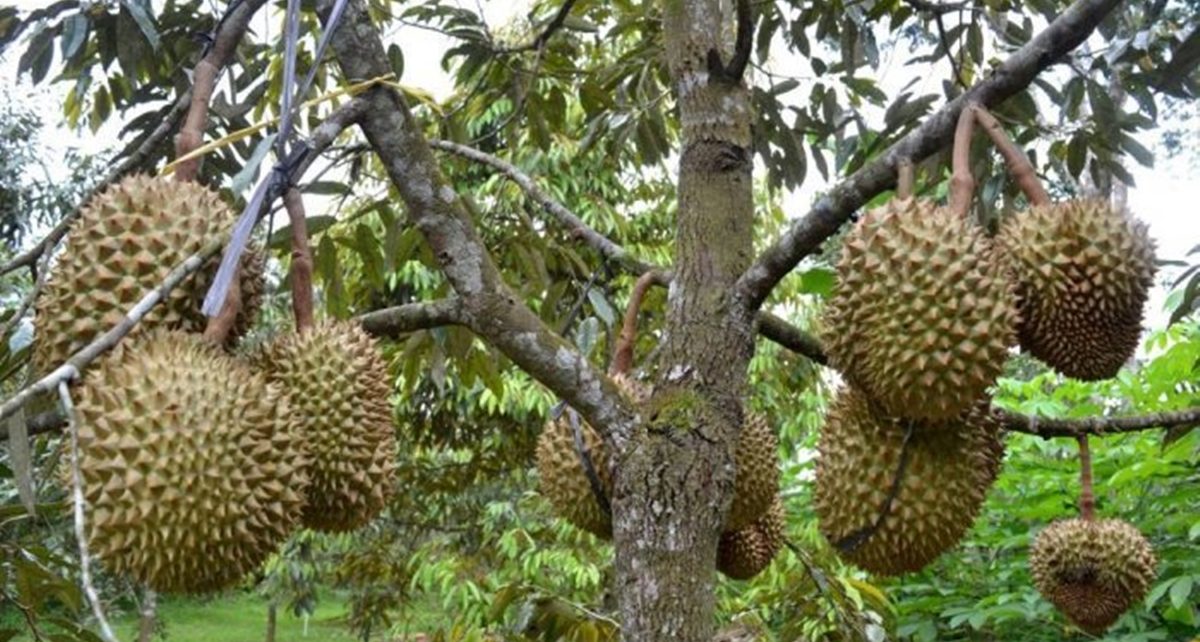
[717,497,785,580]
[74,330,307,594]
[814,387,1004,576]
[258,321,396,532]
[998,199,1156,380]
[1030,518,1157,635]
[536,376,779,537]
[535,374,646,539]
[822,197,1017,422]
[33,175,260,376]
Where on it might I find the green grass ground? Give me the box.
[7,591,366,642]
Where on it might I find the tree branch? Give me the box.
[736,0,1123,310]
[428,138,657,274]
[319,0,637,445]
[357,299,467,337]
[756,312,828,365]
[998,407,1200,439]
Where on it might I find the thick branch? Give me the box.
[736,0,1123,309]
[757,312,828,365]
[428,139,655,274]
[320,0,636,445]
[357,299,466,337]
[998,407,1200,439]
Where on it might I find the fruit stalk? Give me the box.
[611,270,660,375]
[1077,434,1095,521]
[948,104,977,218]
[896,157,914,199]
[973,106,1051,206]
[284,187,315,332]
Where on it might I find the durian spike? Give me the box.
[974,105,1051,206]
[611,270,662,376]
[284,187,315,332]
[1078,435,1095,521]
[948,105,978,219]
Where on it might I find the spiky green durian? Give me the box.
[74,330,306,594]
[536,377,780,537]
[259,321,396,532]
[998,199,1156,380]
[717,497,785,580]
[33,175,260,375]
[823,198,1017,422]
[1030,517,1156,635]
[814,387,1004,576]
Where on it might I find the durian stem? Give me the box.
[835,422,916,553]
[201,265,243,345]
[1077,435,1095,521]
[611,270,661,376]
[896,158,914,200]
[948,104,977,219]
[973,106,1051,206]
[284,187,316,333]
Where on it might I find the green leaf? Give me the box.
[229,134,276,195]
[119,0,159,49]
[797,267,836,297]
[574,317,600,356]
[60,13,88,61]
[1118,133,1154,168]
[1169,576,1194,610]
[387,43,404,80]
[587,289,615,327]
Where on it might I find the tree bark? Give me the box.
[610,2,756,640]
[265,602,277,642]
[138,589,156,642]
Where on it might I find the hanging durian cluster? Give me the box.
[815,104,1157,589]
[37,175,396,594]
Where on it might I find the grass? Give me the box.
[7,590,367,642]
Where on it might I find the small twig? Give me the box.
[757,312,828,365]
[1077,435,1095,521]
[934,9,968,89]
[284,187,315,332]
[972,105,1051,205]
[427,139,656,274]
[2,587,47,641]
[61,382,119,642]
[494,0,580,54]
[611,271,661,376]
[356,299,467,337]
[948,103,977,218]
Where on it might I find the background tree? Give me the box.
[0,0,1198,641]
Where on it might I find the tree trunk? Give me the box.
[611,2,756,640]
[265,601,277,642]
[137,589,156,642]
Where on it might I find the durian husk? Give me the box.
[717,497,785,580]
[814,386,1004,576]
[258,321,396,532]
[1030,517,1157,635]
[998,199,1156,380]
[535,376,779,537]
[823,197,1017,422]
[74,330,307,594]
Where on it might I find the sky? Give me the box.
[2,0,1196,332]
